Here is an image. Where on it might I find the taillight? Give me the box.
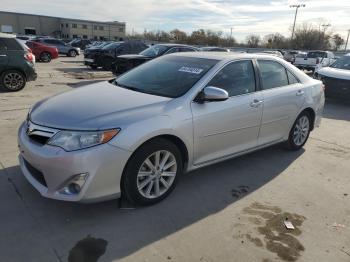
[25,52,34,63]
[316,58,320,64]
[322,84,325,91]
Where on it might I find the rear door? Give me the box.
[0,39,9,72]
[256,60,305,146]
[191,60,263,165]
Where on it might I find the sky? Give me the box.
[1,0,349,41]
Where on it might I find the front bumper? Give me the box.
[17,122,132,202]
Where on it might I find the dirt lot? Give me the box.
[0,56,349,262]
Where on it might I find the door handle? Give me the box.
[250,99,263,107]
[296,90,305,96]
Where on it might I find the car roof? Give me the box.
[0,33,16,39]
[154,43,195,48]
[169,51,284,61]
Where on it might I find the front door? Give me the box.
[191,60,263,165]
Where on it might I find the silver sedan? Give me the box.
[18,52,325,205]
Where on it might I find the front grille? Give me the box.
[26,121,56,145]
[28,134,50,145]
[23,158,47,187]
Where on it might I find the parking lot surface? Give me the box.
[0,56,349,262]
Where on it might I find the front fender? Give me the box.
[108,115,193,155]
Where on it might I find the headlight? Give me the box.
[48,129,120,151]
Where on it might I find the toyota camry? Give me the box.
[18,52,325,205]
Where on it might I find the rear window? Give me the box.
[307,52,326,58]
[0,38,24,50]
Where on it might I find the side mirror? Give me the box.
[195,86,229,103]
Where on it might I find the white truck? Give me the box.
[294,51,336,72]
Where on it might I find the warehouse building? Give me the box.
[0,11,126,40]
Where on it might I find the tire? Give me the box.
[121,138,183,206]
[39,52,52,62]
[1,70,26,92]
[68,50,77,57]
[285,111,311,150]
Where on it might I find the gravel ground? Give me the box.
[0,56,349,262]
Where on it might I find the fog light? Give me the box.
[68,183,81,194]
[59,173,88,195]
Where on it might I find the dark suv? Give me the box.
[84,41,148,70]
[0,33,37,91]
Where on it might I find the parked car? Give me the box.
[315,54,350,99]
[85,41,148,70]
[69,38,92,50]
[294,51,336,72]
[112,43,198,74]
[283,50,303,64]
[200,46,230,52]
[18,53,324,205]
[253,50,284,59]
[26,41,59,62]
[0,33,37,91]
[33,38,81,57]
[16,35,36,41]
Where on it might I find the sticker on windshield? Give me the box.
[178,66,204,74]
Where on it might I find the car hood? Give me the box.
[30,81,171,130]
[318,67,350,81]
[117,54,151,60]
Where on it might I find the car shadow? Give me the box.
[2,145,304,261]
[323,98,350,121]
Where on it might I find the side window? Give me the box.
[165,48,179,54]
[180,47,195,52]
[45,39,55,45]
[0,39,6,50]
[287,71,299,84]
[1,38,22,50]
[258,60,288,90]
[207,60,256,97]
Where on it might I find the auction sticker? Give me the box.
[178,66,204,74]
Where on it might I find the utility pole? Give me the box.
[290,4,305,39]
[321,23,331,33]
[345,29,350,51]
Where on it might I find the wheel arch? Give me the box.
[301,107,316,130]
[120,134,190,196]
[125,134,189,172]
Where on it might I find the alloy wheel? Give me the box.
[137,150,177,199]
[293,115,310,146]
[3,72,24,91]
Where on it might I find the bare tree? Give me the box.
[170,29,187,43]
[332,34,345,51]
[246,34,261,48]
[263,33,286,49]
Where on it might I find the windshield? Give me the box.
[114,56,218,98]
[140,45,169,57]
[330,56,350,70]
[307,52,326,58]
